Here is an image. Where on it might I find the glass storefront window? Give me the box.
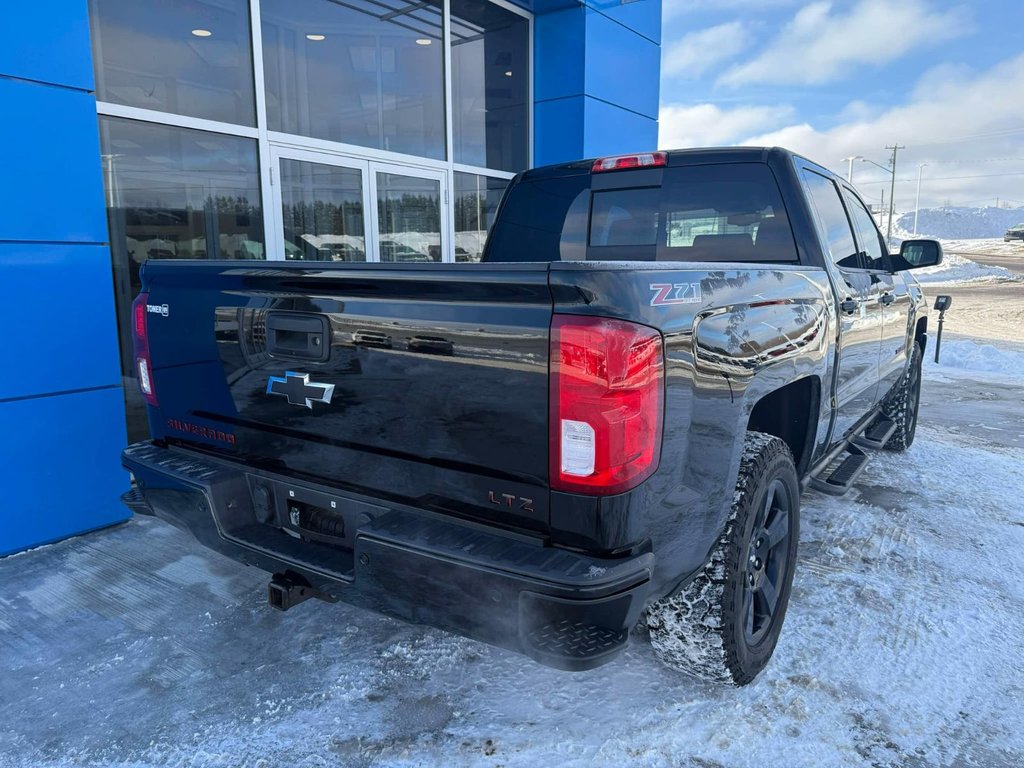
[450,0,529,172]
[280,160,366,261]
[376,173,442,262]
[261,0,446,159]
[454,172,508,262]
[88,0,256,126]
[99,116,264,440]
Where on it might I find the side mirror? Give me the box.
[933,295,952,312]
[893,238,943,271]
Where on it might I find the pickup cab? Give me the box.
[121,147,942,685]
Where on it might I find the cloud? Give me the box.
[659,103,796,148]
[663,22,751,79]
[718,0,970,87]
[659,54,1024,209]
[663,0,801,19]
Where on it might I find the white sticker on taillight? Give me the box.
[561,419,595,476]
[137,358,153,396]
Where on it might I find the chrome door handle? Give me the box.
[840,298,858,314]
[880,293,895,306]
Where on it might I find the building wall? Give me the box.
[0,0,660,556]
[533,0,661,165]
[0,0,130,556]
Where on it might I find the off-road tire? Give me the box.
[644,432,800,686]
[881,342,923,452]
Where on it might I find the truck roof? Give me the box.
[522,146,800,180]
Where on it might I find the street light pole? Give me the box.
[842,155,863,183]
[913,163,927,236]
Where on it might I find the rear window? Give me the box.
[484,162,798,263]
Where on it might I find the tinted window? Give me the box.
[485,163,798,263]
[450,0,529,172]
[261,0,446,159]
[590,188,660,246]
[89,0,256,125]
[843,187,888,270]
[484,173,590,262]
[800,169,861,269]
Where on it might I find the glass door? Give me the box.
[269,147,370,262]
[369,164,450,263]
[268,151,449,263]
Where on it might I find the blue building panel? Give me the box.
[0,387,129,558]
[582,95,659,158]
[533,6,586,103]
[0,78,108,244]
[584,0,661,44]
[534,0,661,166]
[583,6,660,120]
[534,95,586,166]
[0,0,96,91]
[0,243,122,401]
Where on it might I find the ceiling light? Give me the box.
[415,38,432,45]
[191,29,212,37]
[504,70,513,77]
[306,33,326,41]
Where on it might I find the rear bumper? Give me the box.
[121,442,653,671]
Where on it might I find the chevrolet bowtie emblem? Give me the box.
[266,371,335,409]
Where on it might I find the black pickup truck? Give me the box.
[121,147,943,685]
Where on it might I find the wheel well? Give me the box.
[747,377,819,475]
[915,316,928,352]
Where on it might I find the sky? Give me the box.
[658,0,1024,213]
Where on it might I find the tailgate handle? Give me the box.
[266,312,330,361]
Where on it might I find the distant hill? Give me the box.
[895,206,1024,239]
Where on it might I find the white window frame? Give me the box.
[95,0,533,262]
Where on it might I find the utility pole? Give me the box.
[913,163,927,236]
[885,144,905,248]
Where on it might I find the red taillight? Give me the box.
[131,292,158,406]
[592,152,667,173]
[550,315,664,495]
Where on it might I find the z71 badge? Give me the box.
[650,282,702,306]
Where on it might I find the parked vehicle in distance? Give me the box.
[1003,223,1024,242]
[121,147,942,686]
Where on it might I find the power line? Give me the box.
[913,127,1024,146]
[854,170,1024,185]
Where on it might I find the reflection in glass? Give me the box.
[261,0,446,159]
[450,0,529,172]
[454,173,508,262]
[88,0,256,125]
[280,160,366,261]
[99,116,264,441]
[376,173,441,262]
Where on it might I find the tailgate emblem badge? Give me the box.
[266,371,335,409]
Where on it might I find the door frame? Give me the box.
[266,145,451,263]
[368,161,451,264]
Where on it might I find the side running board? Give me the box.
[853,415,897,450]
[809,443,870,496]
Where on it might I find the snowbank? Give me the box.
[895,205,1024,240]
[930,338,1024,377]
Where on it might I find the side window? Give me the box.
[800,169,863,270]
[843,187,889,270]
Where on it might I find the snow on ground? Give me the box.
[1,345,1022,768]
[931,338,1024,376]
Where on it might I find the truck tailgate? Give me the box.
[140,262,553,532]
